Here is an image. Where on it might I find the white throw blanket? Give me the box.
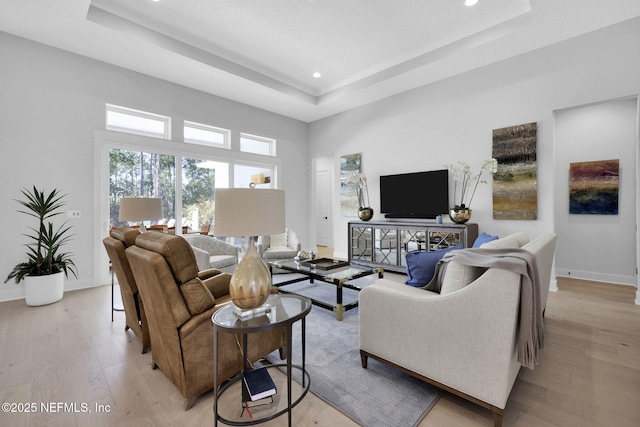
[424,248,544,369]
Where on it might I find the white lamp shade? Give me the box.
[213,188,285,237]
[119,198,163,222]
[214,188,285,311]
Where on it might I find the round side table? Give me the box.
[212,294,311,426]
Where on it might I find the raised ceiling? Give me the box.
[1,0,640,122]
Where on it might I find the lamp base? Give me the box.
[233,303,271,319]
[229,237,272,309]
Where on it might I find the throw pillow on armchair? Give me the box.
[405,245,463,287]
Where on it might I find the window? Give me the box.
[109,148,176,228]
[240,133,276,156]
[182,158,230,232]
[106,104,170,139]
[184,121,230,149]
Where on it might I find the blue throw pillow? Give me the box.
[405,245,463,287]
[472,232,499,248]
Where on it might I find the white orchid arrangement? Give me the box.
[345,173,370,210]
[445,158,498,211]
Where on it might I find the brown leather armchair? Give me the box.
[125,231,286,410]
[103,227,151,354]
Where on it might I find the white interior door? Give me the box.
[316,167,332,247]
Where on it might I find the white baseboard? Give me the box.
[0,279,99,303]
[555,268,636,287]
[556,269,639,305]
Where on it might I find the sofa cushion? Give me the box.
[438,232,529,294]
[405,245,462,287]
[472,232,498,248]
[440,261,486,295]
[481,232,528,249]
[270,230,289,248]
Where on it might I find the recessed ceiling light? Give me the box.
[312,72,322,78]
[465,0,479,6]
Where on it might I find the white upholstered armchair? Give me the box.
[257,228,301,262]
[182,234,238,274]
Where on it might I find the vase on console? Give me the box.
[346,173,373,221]
[358,207,374,221]
[449,208,471,224]
[444,158,497,225]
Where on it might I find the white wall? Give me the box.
[308,14,640,287]
[0,33,308,302]
[554,98,638,285]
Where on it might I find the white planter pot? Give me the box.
[23,271,65,306]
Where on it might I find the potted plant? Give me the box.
[445,158,498,223]
[5,186,77,306]
[346,173,373,221]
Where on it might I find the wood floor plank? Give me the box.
[0,276,638,427]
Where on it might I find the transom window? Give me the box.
[184,120,230,149]
[106,104,170,139]
[240,133,276,156]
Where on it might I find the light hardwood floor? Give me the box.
[0,271,638,426]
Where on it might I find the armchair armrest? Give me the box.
[201,272,232,299]
[179,304,218,342]
[257,235,269,256]
[288,231,301,252]
[191,246,210,271]
[198,268,222,280]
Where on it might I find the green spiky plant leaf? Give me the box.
[5,186,78,284]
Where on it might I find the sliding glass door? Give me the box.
[182,158,229,234]
[97,130,281,285]
[109,148,176,228]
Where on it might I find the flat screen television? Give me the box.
[379,169,449,219]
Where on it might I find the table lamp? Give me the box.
[119,198,163,230]
[213,188,285,316]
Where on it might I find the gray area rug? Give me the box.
[272,274,375,307]
[266,280,442,427]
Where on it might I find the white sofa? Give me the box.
[182,234,238,274]
[359,232,557,427]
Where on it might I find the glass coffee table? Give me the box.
[269,259,383,320]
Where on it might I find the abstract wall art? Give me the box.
[569,159,619,215]
[492,122,538,220]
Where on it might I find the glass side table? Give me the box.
[212,294,312,426]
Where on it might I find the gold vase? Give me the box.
[358,207,374,221]
[229,238,271,309]
[449,208,472,224]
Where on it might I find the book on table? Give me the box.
[243,368,277,402]
[244,395,274,408]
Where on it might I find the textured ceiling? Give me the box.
[1,0,640,122]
